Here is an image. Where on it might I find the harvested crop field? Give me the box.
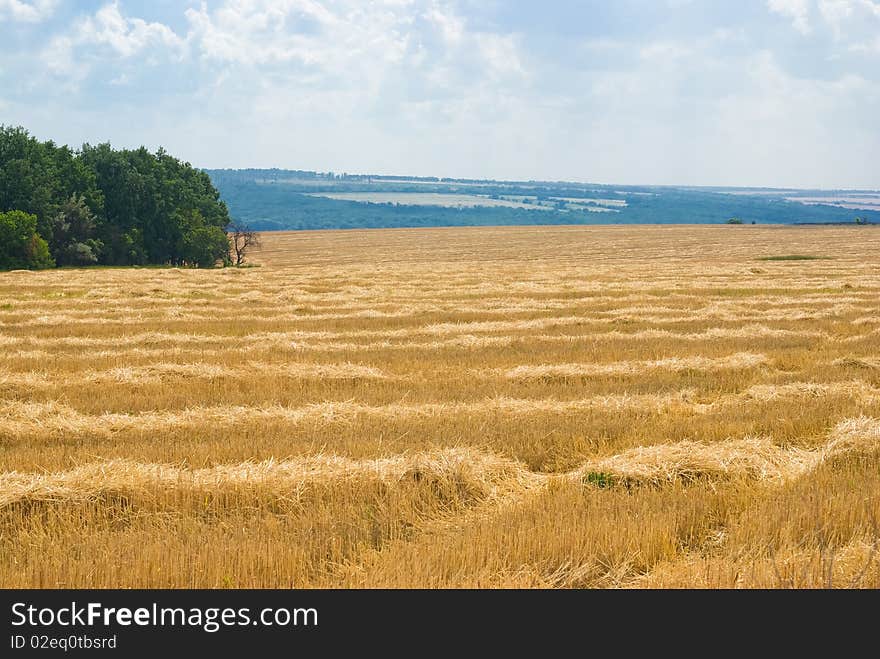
[1,224,879,588]
[305,191,554,210]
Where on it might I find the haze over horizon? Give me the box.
[2,1,879,189]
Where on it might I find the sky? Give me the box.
[1,0,879,188]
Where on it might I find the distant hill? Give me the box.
[206,169,880,231]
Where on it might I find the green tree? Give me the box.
[49,194,104,265]
[1,125,238,268]
[177,210,230,267]
[80,142,231,265]
[0,210,54,269]
[0,127,56,229]
[0,127,103,250]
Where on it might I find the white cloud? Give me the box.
[425,5,464,44]
[81,2,184,57]
[183,0,408,67]
[819,0,855,37]
[850,35,880,51]
[768,0,813,34]
[817,0,880,46]
[705,50,879,186]
[769,0,880,39]
[0,0,55,22]
[43,2,185,75]
[476,33,524,79]
[639,41,693,62]
[176,0,528,118]
[8,1,880,187]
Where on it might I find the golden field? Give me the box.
[1,224,879,588]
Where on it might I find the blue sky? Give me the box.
[1,0,878,188]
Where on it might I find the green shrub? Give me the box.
[180,223,230,268]
[584,472,616,489]
[0,210,55,269]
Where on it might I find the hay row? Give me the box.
[3,382,880,441]
[0,447,532,509]
[573,416,880,486]
[500,352,770,380]
[3,417,877,512]
[0,323,834,356]
[0,361,392,388]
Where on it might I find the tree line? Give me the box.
[0,126,257,270]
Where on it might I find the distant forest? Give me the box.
[0,126,231,269]
[209,169,880,232]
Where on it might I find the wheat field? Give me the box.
[1,224,879,588]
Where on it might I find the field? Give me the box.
[1,224,879,588]
[305,192,624,213]
[786,195,880,212]
[306,191,554,210]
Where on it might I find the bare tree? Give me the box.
[228,221,261,266]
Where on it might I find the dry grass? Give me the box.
[576,416,880,486]
[1,224,880,587]
[499,352,769,380]
[0,448,529,511]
